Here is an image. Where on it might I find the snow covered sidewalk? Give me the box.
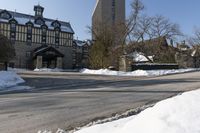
[75,89,200,133]
[81,68,199,77]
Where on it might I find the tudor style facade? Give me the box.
[0,5,74,69]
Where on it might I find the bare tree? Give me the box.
[88,0,145,69]
[131,15,153,42]
[126,15,181,63]
[123,0,144,44]
[189,27,200,46]
[0,34,15,70]
[149,15,182,40]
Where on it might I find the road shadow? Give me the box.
[0,75,196,95]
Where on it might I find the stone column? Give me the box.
[56,57,63,69]
[36,56,42,69]
[119,55,132,72]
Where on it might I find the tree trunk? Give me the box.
[4,62,8,71]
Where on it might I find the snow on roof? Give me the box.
[0,9,74,34]
[0,18,8,23]
[74,40,86,47]
[191,50,196,57]
[130,52,150,62]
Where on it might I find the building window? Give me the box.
[55,28,60,45]
[41,25,47,44]
[10,26,16,40]
[26,23,33,44]
[112,0,116,23]
[36,10,42,16]
[26,52,31,57]
[10,23,16,31]
[10,32,16,40]
[27,25,32,33]
[9,19,17,40]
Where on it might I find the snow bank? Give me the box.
[34,68,63,72]
[81,68,198,77]
[75,89,200,133]
[0,71,25,89]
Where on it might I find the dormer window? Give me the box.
[0,10,12,20]
[9,19,17,31]
[35,17,45,25]
[51,20,61,28]
[26,21,33,33]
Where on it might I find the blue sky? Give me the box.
[0,0,199,40]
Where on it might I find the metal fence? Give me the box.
[132,64,179,71]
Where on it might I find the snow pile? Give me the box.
[34,68,63,72]
[0,71,25,89]
[81,68,198,77]
[80,69,119,76]
[75,89,200,133]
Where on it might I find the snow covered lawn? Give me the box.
[75,89,200,133]
[81,68,199,76]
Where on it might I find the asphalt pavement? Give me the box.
[0,71,200,133]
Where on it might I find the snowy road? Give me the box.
[1,71,200,133]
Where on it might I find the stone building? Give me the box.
[73,40,90,69]
[0,5,74,69]
[92,0,125,39]
[175,46,200,68]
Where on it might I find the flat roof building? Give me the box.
[92,0,125,39]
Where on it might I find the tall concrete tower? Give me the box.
[92,0,125,39]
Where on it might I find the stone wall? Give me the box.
[119,55,133,72]
[175,52,195,68]
[11,41,74,69]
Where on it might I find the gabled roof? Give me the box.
[73,40,88,47]
[0,9,74,34]
[34,45,64,58]
[126,36,170,55]
[141,36,168,46]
